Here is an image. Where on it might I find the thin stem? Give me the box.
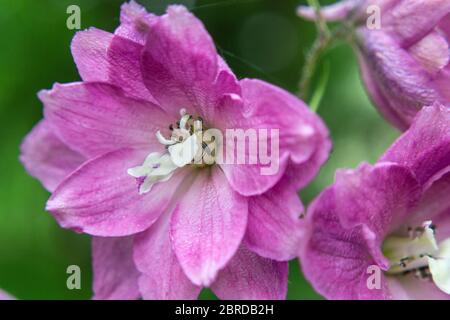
[306,0,330,38]
[299,0,331,101]
[299,35,332,101]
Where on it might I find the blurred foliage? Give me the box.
[0,0,399,299]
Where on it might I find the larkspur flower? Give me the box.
[298,0,450,130]
[20,2,331,299]
[299,103,450,299]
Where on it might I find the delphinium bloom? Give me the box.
[20,2,331,299]
[298,0,450,131]
[299,103,450,299]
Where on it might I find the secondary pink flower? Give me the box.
[298,0,450,130]
[21,2,330,299]
[299,103,450,299]
[0,289,14,300]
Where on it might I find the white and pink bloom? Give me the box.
[298,0,450,131]
[299,103,450,299]
[0,289,14,300]
[20,2,330,299]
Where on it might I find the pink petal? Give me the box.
[40,82,171,158]
[211,245,288,300]
[301,162,423,300]
[0,289,14,300]
[71,28,113,82]
[439,13,450,39]
[300,188,392,300]
[46,148,189,236]
[115,1,156,45]
[387,275,450,300]
[334,162,422,237]
[92,236,140,300]
[383,0,450,48]
[20,120,85,192]
[408,172,450,229]
[357,53,411,130]
[107,35,156,102]
[297,0,359,22]
[170,168,248,286]
[134,210,201,300]
[140,5,219,120]
[380,103,450,187]
[218,79,330,196]
[356,29,443,129]
[244,177,305,261]
[408,31,449,75]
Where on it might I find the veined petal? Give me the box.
[357,53,411,130]
[408,31,449,75]
[408,172,450,227]
[140,5,219,120]
[134,210,201,300]
[356,29,443,128]
[211,245,288,300]
[218,79,330,196]
[115,0,156,45]
[92,236,140,300]
[380,103,450,187]
[41,82,171,158]
[20,120,85,192]
[383,0,450,48]
[71,28,114,82]
[300,188,392,300]
[46,148,189,237]
[301,162,422,299]
[244,177,305,261]
[171,168,248,286]
[334,162,422,237]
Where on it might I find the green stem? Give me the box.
[299,0,331,101]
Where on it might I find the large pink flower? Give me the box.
[298,0,450,131]
[299,103,450,299]
[20,2,330,299]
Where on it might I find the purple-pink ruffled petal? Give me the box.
[301,162,423,299]
[381,103,450,188]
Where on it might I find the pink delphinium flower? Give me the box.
[298,0,450,131]
[299,103,450,299]
[21,2,331,299]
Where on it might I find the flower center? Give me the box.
[382,221,450,294]
[127,109,216,194]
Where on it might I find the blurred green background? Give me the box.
[0,0,399,299]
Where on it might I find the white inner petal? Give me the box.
[168,133,200,167]
[383,221,450,295]
[428,239,450,295]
